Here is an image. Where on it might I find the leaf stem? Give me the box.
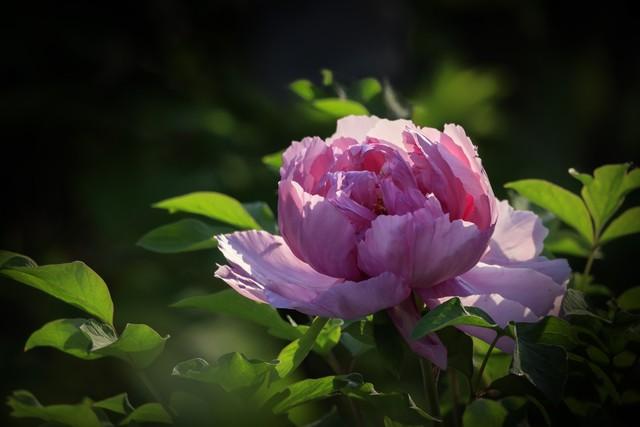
[583,245,598,276]
[474,332,500,396]
[419,358,440,419]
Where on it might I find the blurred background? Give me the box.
[1,0,638,425]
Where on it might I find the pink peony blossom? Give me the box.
[215,116,570,369]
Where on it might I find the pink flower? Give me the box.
[215,116,570,369]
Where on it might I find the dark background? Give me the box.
[1,0,639,425]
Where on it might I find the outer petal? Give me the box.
[215,230,408,319]
[388,298,447,369]
[281,137,335,195]
[278,179,361,280]
[358,208,491,289]
[331,115,381,141]
[484,200,548,263]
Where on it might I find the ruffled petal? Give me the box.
[278,179,361,280]
[388,298,447,369]
[484,200,548,263]
[215,230,408,319]
[357,208,491,288]
[281,137,335,195]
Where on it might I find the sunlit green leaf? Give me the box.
[120,403,172,425]
[308,318,342,355]
[7,390,102,427]
[1,261,114,325]
[137,219,230,253]
[505,179,593,242]
[544,229,592,257]
[412,298,498,340]
[0,250,36,268]
[172,353,277,391]
[25,318,101,360]
[462,399,507,427]
[618,286,640,312]
[580,164,629,233]
[153,191,260,230]
[172,290,300,341]
[623,168,640,194]
[243,201,277,234]
[312,98,369,117]
[568,168,593,185]
[93,393,134,415]
[600,207,640,245]
[276,317,329,378]
[289,79,315,100]
[261,150,283,173]
[355,78,382,102]
[321,69,333,86]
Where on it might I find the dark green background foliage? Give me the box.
[1,1,639,426]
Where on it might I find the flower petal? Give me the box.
[484,200,548,263]
[281,137,335,195]
[278,179,361,280]
[388,298,447,369]
[358,208,491,288]
[215,230,408,319]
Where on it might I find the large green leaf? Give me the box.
[505,179,593,242]
[600,207,640,245]
[276,317,329,378]
[312,98,369,117]
[81,321,169,369]
[544,229,592,257]
[1,261,114,325]
[120,403,172,425]
[0,250,36,268]
[172,353,277,391]
[7,390,102,427]
[412,297,498,340]
[580,164,629,233]
[623,168,640,194]
[172,290,300,341]
[153,191,260,229]
[509,322,568,403]
[462,399,507,427]
[137,218,231,253]
[25,318,101,360]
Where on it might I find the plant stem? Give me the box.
[419,358,440,419]
[474,333,500,396]
[449,369,461,427]
[583,246,598,276]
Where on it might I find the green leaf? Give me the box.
[93,393,134,415]
[438,327,474,379]
[515,316,576,350]
[623,168,640,194]
[172,353,277,391]
[618,286,640,312]
[341,319,375,357]
[600,207,640,245]
[137,219,231,253]
[120,403,172,425]
[276,317,329,378]
[412,298,498,340]
[172,290,300,341]
[261,150,283,173]
[311,318,343,355]
[153,191,260,230]
[269,374,364,414]
[580,164,630,233]
[7,390,102,427]
[243,201,277,234]
[25,318,101,360]
[505,179,593,242]
[462,399,507,427]
[0,250,37,268]
[544,230,592,257]
[561,289,609,322]
[509,322,568,403]
[568,168,593,185]
[346,387,440,424]
[1,261,114,325]
[355,78,382,102]
[100,323,168,369]
[321,69,333,86]
[289,79,315,100]
[373,312,406,378]
[312,98,369,118]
